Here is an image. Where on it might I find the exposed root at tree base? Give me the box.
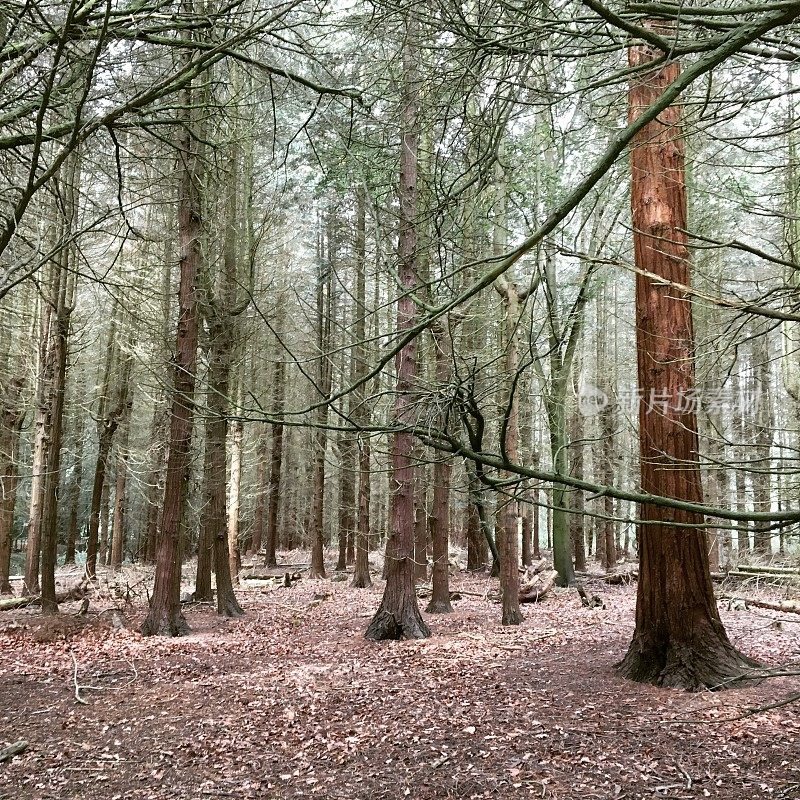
[365,608,430,641]
[140,612,190,637]
[617,639,761,691]
[502,608,524,626]
[425,598,453,614]
[217,597,245,618]
[351,576,372,589]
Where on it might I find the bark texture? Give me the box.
[366,24,429,640]
[618,30,756,688]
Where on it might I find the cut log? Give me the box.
[519,569,557,603]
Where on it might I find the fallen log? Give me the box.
[519,558,549,579]
[0,581,89,612]
[0,741,28,762]
[604,571,637,585]
[720,596,800,615]
[577,583,605,609]
[736,564,800,576]
[519,569,557,603]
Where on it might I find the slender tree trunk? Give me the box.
[569,390,587,573]
[366,23,429,640]
[100,477,111,567]
[24,295,54,595]
[110,354,134,572]
[40,261,76,612]
[194,422,216,602]
[495,279,523,624]
[64,374,86,566]
[751,327,773,557]
[413,472,428,582]
[141,47,201,636]
[619,27,756,688]
[227,415,244,581]
[0,377,25,594]
[250,424,269,556]
[337,424,356,572]
[351,187,372,589]
[265,356,285,568]
[309,218,333,579]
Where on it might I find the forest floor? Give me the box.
[1,555,799,800]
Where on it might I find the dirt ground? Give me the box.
[1,564,799,800]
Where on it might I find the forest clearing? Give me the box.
[4,1,800,797]
[1,554,800,800]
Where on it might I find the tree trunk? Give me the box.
[141,52,201,636]
[425,326,455,612]
[194,423,216,602]
[751,326,773,557]
[618,28,756,688]
[64,373,86,566]
[351,187,372,589]
[265,357,285,568]
[39,266,75,613]
[24,295,54,596]
[309,216,333,579]
[337,425,356,572]
[413,474,428,582]
[366,23,429,640]
[547,393,575,586]
[731,370,750,556]
[227,415,243,583]
[495,278,523,624]
[250,424,269,556]
[110,353,134,572]
[0,377,25,594]
[569,387,586,573]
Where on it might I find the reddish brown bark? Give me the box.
[413,478,428,582]
[141,71,201,636]
[351,188,372,590]
[618,29,756,688]
[366,26,429,640]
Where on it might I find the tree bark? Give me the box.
[250,424,269,556]
[366,23,429,640]
[141,49,201,636]
[265,356,285,568]
[309,216,334,579]
[351,187,372,589]
[110,351,134,572]
[0,376,25,594]
[618,27,756,688]
[751,326,773,557]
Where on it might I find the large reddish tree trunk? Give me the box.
[618,27,756,689]
[366,25,429,640]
